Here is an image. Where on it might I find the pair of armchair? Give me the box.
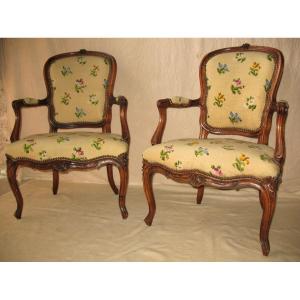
[5,44,288,256]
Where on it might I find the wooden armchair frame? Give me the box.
[6,50,130,220]
[143,44,288,256]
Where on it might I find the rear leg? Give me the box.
[6,158,23,219]
[107,165,119,195]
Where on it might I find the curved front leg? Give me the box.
[259,181,277,256]
[6,158,23,219]
[118,164,128,219]
[143,161,156,226]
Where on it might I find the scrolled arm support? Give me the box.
[10,98,48,142]
[274,100,289,168]
[111,96,130,144]
[151,97,200,145]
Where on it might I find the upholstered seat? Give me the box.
[6,132,128,161]
[143,138,279,178]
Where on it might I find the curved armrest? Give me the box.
[111,96,130,144]
[151,97,200,145]
[10,98,48,142]
[274,101,289,167]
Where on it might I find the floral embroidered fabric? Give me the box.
[205,51,275,130]
[49,55,110,123]
[6,132,128,161]
[143,138,279,178]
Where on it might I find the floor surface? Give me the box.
[0,179,299,261]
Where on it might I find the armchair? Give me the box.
[6,50,130,220]
[142,44,288,256]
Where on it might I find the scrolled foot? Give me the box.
[120,206,128,219]
[14,208,22,219]
[144,214,154,226]
[260,239,270,256]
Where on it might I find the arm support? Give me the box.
[10,98,48,142]
[111,96,130,144]
[151,97,200,145]
[274,100,289,167]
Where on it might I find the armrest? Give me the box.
[111,96,130,144]
[151,97,200,145]
[274,100,289,167]
[10,97,48,142]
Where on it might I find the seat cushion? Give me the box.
[6,132,128,161]
[143,138,280,178]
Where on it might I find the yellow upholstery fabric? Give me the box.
[205,51,275,130]
[6,132,128,161]
[24,97,39,105]
[170,96,190,104]
[143,138,279,178]
[49,55,110,123]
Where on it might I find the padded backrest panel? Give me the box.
[49,54,110,124]
[205,51,276,131]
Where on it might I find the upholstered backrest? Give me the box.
[200,45,283,137]
[44,51,116,127]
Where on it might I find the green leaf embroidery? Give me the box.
[232,154,250,172]
[229,112,242,124]
[260,153,273,162]
[231,78,245,95]
[57,136,70,143]
[61,66,72,76]
[74,79,87,93]
[264,79,271,92]
[71,147,87,160]
[174,160,183,170]
[248,62,261,76]
[160,145,174,161]
[206,77,211,90]
[75,107,86,119]
[195,147,209,157]
[222,145,235,150]
[91,138,105,150]
[213,92,226,107]
[77,56,87,65]
[103,79,108,89]
[23,140,36,153]
[61,92,71,105]
[217,63,229,74]
[89,94,99,105]
[245,96,256,111]
[90,65,100,76]
[235,53,246,63]
[39,150,47,160]
[267,54,274,61]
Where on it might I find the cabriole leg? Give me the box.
[143,162,156,226]
[6,158,23,219]
[118,164,128,219]
[259,182,277,256]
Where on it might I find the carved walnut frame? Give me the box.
[143,44,289,256]
[6,50,130,220]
